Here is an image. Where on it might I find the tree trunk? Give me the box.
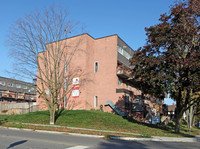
[175,92,182,133]
[175,116,180,133]
[50,107,55,125]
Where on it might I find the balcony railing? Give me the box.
[0,92,36,101]
[24,96,36,101]
[116,65,132,78]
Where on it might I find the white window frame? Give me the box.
[0,81,5,86]
[8,83,13,87]
[65,78,67,90]
[94,96,98,108]
[64,96,67,108]
[94,61,98,73]
[65,61,67,73]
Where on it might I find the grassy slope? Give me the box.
[0,110,199,137]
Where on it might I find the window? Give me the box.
[16,84,21,88]
[123,50,128,58]
[125,94,130,109]
[117,46,131,59]
[118,79,123,86]
[124,50,131,59]
[65,61,67,73]
[117,46,124,55]
[0,81,5,86]
[94,96,98,108]
[64,96,67,108]
[65,78,67,90]
[23,86,28,89]
[7,83,13,87]
[94,62,98,73]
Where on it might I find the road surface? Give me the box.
[0,128,199,149]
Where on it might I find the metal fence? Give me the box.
[0,102,38,115]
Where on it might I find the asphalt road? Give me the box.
[0,128,200,149]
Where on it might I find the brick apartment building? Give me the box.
[37,34,165,120]
[0,76,36,103]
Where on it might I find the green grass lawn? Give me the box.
[0,110,199,137]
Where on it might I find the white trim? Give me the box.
[65,61,68,73]
[94,96,98,108]
[65,78,67,90]
[66,146,89,149]
[64,96,67,108]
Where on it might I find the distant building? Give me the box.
[0,76,36,103]
[168,104,176,118]
[37,33,165,121]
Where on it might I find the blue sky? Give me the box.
[0,0,176,105]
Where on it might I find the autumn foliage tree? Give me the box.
[130,0,200,133]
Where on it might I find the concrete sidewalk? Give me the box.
[1,122,200,143]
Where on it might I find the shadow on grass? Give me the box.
[55,109,65,122]
[125,116,195,137]
[0,118,7,126]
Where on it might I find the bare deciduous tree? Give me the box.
[7,6,84,124]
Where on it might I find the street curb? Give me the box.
[110,136,200,142]
[1,126,199,142]
[0,126,104,138]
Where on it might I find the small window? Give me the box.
[65,61,67,73]
[125,95,130,109]
[16,84,21,88]
[8,83,13,87]
[23,86,28,89]
[64,96,67,108]
[0,81,5,86]
[118,79,123,86]
[94,96,98,108]
[94,62,98,73]
[65,78,67,90]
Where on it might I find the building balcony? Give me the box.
[24,96,36,101]
[116,65,132,78]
